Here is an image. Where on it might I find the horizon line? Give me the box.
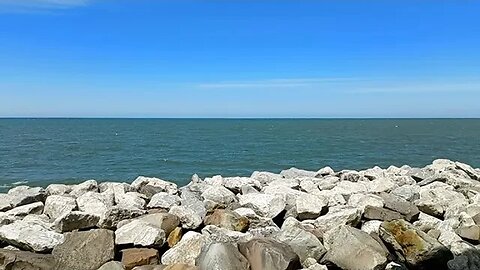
[1,117,479,120]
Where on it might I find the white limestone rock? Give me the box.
[5,202,44,218]
[237,193,286,218]
[76,191,114,218]
[115,219,165,247]
[43,195,77,220]
[169,205,203,229]
[147,192,181,209]
[0,219,64,252]
[161,231,211,266]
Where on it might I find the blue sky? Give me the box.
[0,0,479,117]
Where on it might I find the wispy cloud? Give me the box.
[196,77,359,89]
[350,82,480,94]
[0,0,89,12]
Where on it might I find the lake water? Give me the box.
[0,118,478,190]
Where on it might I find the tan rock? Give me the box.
[167,227,183,248]
[122,248,159,270]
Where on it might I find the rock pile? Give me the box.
[0,159,479,270]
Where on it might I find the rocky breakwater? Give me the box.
[0,159,479,270]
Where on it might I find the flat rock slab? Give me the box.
[52,229,115,270]
[0,248,55,270]
[0,220,64,252]
[239,238,301,270]
[122,248,159,270]
[363,205,405,221]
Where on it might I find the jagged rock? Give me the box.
[367,177,396,193]
[415,182,467,218]
[0,212,16,225]
[161,232,211,266]
[380,193,420,222]
[131,176,178,198]
[69,180,98,197]
[238,238,301,270]
[295,193,328,220]
[46,184,72,196]
[361,220,383,235]
[201,185,236,210]
[5,201,44,218]
[330,181,369,196]
[315,189,346,206]
[338,170,366,182]
[0,194,12,211]
[314,206,362,232]
[0,249,55,269]
[224,177,261,193]
[237,193,285,218]
[204,175,224,185]
[274,217,326,265]
[98,261,125,270]
[363,206,405,221]
[455,224,480,241]
[43,195,77,220]
[7,186,46,207]
[115,219,166,247]
[379,219,453,270]
[54,211,100,232]
[317,166,335,176]
[281,167,317,179]
[347,193,384,210]
[251,171,284,185]
[321,225,388,270]
[179,189,207,220]
[120,213,180,235]
[204,209,249,232]
[122,248,159,270]
[0,219,64,252]
[202,225,253,243]
[196,242,250,270]
[76,191,114,218]
[169,206,203,229]
[116,192,147,210]
[147,193,181,209]
[168,227,183,247]
[52,229,114,270]
[455,161,480,180]
[99,206,145,229]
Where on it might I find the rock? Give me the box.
[0,249,55,269]
[202,225,253,243]
[164,264,198,270]
[339,170,366,182]
[314,206,362,232]
[361,220,383,235]
[99,206,145,229]
[23,214,53,229]
[281,167,317,178]
[330,181,368,196]
[7,186,46,207]
[321,225,388,270]
[223,177,261,193]
[76,191,114,218]
[363,206,405,221]
[52,229,115,270]
[455,224,480,241]
[43,195,77,220]
[455,161,480,180]
[204,175,224,185]
[168,227,183,247]
[131,176,178,198]
[274,217,326,265]
[46,184,72,196]
[367,177,396,193]
[115,219,166,247]
[179,189,207,220]
[148,193,181,209]
[415,183,467,218]
[54,211,100,232]
[238,238,301,270]
[201,186,236,210]
[0,194,12,211]
[169,206,203,229]
[204,209,249,232]
[5,201,44,218]
[69,180,98,197]
[251,171,284,185]
[120,213,180,236]
[295,194,328,220]
[161,231,211,266]
[379,219,453,270]
[347,193,384,210]
[0,219,64,252]
[317,166,335,176]
[98,261,126,270]
[116,192,147,210]
[380,193,420,222]
[447,247,480,270]
[122,248,159,270]
[196,242,250,270]
[237,193,285,218]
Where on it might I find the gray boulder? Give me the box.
[131,176,178,198]
[52,229,115,270]
[43,195,77,220]
[0,249,55,270]
[98,206,145,229]
[54,211,100,232]
[196,242,250,270]
[98,261,125,270]
[76,191,114,218]
[169,206,203,229]
[5,201,44,218]
[380,193,420,222]
[0,219,64,252]
[238,238,301,270]
[379,219,453,270]
[363,206,405,221]
[69,180,98,197]
[237,193,286,218]
[147,192,181,209]
[321,225,388,270]
[7,186,46,207]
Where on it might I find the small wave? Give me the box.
[11,181,29,186]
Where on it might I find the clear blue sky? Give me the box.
[0,0,479,118]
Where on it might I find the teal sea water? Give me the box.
[0,119,479,190]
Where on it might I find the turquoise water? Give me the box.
[0,119,479,189]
